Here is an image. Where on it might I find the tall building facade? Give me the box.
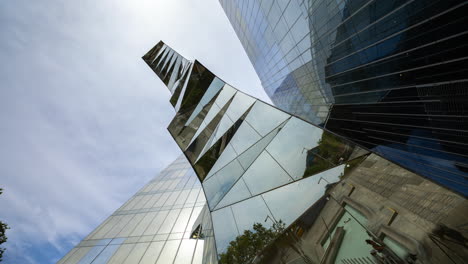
[218,0,468,196]
[57,155,217,264]
[142,41,468,264]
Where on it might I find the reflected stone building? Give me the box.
[57,156,217,264]
[218,0,468,196]
[141,41,467,264]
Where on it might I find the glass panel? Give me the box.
[185,77,224,126]
[237,119,287,170]
[230,195,273,233]
[214,178,251,210]
[158,209,181,234]
[228,121,261,155]
[144,210,169,235]
[185,188,200,204]
[91,216,120,239]
[198,111,234,158]
[77,246,104,264]
[130,212,158,237]
[91,245,120,264]
[139,241,165,264]
[172,208,193,233]
[192,239,204,264]
[212,206,239,254]
[64,247,91,264]
[123,242,149,263]
[174,189,191,205]
[199,92,256,157]
[153,234,169,242]
[204,143,238,180]
[57,248,78,264]
[106,215,133,238]
[109,238,125,245]
[156,240,181,264]
[224,92,256,122]
[117,214,145,237]
[266,117,323,179]
[163,191,181,206]
[187,84,237,147]
[244,101,290,136]
[242,151,293,195]
[202,159,244,208]
[107,244,135,264]
[173,239,197,264]
[262,165,344,225]
[185,206,203,233]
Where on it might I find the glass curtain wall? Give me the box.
[218,0,468,196]
[57,155,217,264]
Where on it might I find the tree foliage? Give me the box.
[219,220,285,264]
[0,189,9,262]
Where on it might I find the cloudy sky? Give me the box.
[0,0,269,263]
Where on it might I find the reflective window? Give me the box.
[156,240,180,264]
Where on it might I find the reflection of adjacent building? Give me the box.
[255,153,468,264]
[219,0,468,196]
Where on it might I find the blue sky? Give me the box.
[0,0,268,263]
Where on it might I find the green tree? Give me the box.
[219,220,285,264]
[0,189,9,262]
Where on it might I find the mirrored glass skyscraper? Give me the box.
[141,41,468,264]
[58,155,217,264]
[218,0,468,196]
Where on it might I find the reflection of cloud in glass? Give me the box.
[262,165,344,225]
[266,117,323,179]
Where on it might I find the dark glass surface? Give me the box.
[219,0,468,196]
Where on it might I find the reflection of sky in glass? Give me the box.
[262,164,344,225]
[231,195,273,232]
[212,207,239,254]
[267,117,323,179]
[242,151,292,195]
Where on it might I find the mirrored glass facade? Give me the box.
[57,155,217,264]
[142,41,468,263]
[218,0,468,196]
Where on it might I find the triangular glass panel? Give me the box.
[202,159,245,209]
[183,96,235,167]
[159,49,175,74]
[244,101,291,136]
[177,61,216,114]
[153,45,169,68]
[167,57,182,91]
[261,164,345,226]
[237,118,289,170]
[241,151,293,196]
[213,178,252,210]
[228,121,261,155]
[185,77,225,126]
[203,120,262,181]
[197,114,233,159]
[265,117,323,180]
[142,42,164,64]
[150,44,166,63]
[170,63,192,106]
[172,90,222,151]
[192,104,253,181]
[198,92,256,158]
[186,85,236,147]
[162,54,178,85]
[204,143,238,181]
